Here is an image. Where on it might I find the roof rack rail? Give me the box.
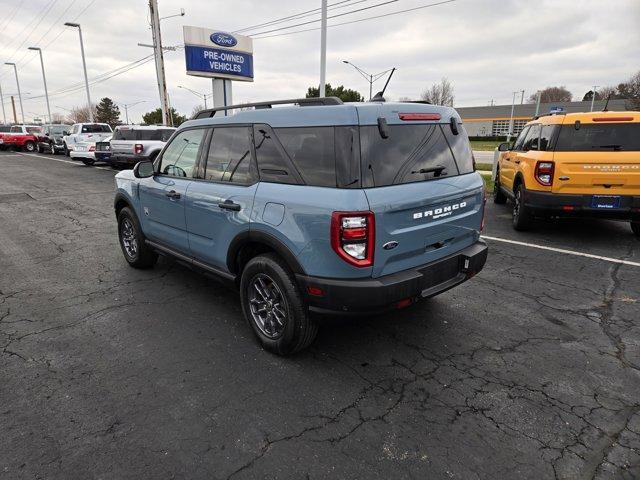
[192,97,344,120]
[399,100,432,104]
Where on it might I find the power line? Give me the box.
[4,0,60,62]
[232,0,366,34]
[247,0,399,37]
[0,3,22,32]
[253,0,456,39]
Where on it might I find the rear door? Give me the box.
[359,114,484,278]
[138,128,206,253]
[552,119,640,196]
[185,125,258,270]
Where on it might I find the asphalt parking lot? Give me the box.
[1,150,638,480]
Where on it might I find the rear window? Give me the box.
[112,128,174,141]
[81,124,112,133]
[360,124,469,187]
[555,123,640,151]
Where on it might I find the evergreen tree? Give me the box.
[95,97,121,126]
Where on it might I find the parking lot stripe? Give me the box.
[483,235,640,268]
[18,152,80,165]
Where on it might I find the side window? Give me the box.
[158,128,205,178]
[204,126,256,185]
[274,127,336,187]
[522,124,541,151]
[513,126,530,151]
[73,125,80,134]
[443,123,474,174]
[10,126,19,133]
[253,124,300,185]
[539,125,556,151]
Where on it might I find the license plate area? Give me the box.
[591,195,621,209]
[419,255,461,293]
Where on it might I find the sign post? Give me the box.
[183,26,254,113]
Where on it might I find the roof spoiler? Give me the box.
[192,97,343,119]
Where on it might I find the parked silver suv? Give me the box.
[109,125,176,168]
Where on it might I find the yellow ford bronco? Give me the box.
[493,110,640,236]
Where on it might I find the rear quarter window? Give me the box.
[274,127,336,187]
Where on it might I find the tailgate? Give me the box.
[110,141,135,155]
[365,174,484,278]
[552,152,640,195]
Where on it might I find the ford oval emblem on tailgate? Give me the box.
[383,241,399,250]
[210,32,238,47]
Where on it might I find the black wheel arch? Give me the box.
[228,230,306,278]
[114,192,134,217]
[513,172,525,192]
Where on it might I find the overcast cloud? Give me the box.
[0,0,638,123]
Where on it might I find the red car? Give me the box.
[0,125,45,152]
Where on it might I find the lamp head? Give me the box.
[64,22,80,28]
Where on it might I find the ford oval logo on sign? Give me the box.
[210,32,237,47]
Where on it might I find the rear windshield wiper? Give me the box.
[594,144,623,150]
[411,165,447,177]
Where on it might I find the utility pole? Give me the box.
[534,90,542,117]
[28,47,52,125]
[4,63,24,123]
[149,0,171,126]
[0,80,6,124]
[590,85,599,112]
[520,90,524,104]
[507,91,518,143]
[319,0,327,97]
[11,96,17,124]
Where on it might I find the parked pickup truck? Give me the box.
[109,125,175,168]
[0,125,45,152]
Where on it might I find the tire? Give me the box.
[493,169,507,204]
[50,144,56,155]
[631,221,640,238]
[117,207,158,269]
[240,253,318,355]
[36,144,42,153]
[82,159,95,166]
[512,183,532,231]
[64,143,70,157]
[23,141,36,153]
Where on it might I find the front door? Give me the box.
[139,128,206,254]
[185,126,258,270]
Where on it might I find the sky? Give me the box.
[0,0,638,124]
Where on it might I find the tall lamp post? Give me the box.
[64,22,93,122]
[0,80,7,124]
[342,60,395,100]
[4,62,24,123]
[120,100,146,125]
[28,47,52,125]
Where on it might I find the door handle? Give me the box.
[218,199,241,211]
[514,160,521,164]
[165,190,181,199]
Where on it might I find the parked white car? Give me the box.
[62,123,112,156]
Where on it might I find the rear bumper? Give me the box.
[524,190,640,220]
[296,240,488,314]
[111,154,149,165]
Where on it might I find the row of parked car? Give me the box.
[0,122,176,169]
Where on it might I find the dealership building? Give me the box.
[456,99,631,137]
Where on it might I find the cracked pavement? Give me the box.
[0,151,638,479]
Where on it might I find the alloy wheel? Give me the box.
[248,273,288,339]
[120,218,138,258]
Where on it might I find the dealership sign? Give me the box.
[183,26,254,82]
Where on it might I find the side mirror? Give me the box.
[497,142,510,152]
[133,160,154,178]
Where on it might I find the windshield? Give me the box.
[555,123,640,151]
[49,126,68,134]
[112,128,174,141]
[81,124,112,133]
[360,124,471,187]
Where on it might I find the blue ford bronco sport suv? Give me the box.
[114,97,488,355]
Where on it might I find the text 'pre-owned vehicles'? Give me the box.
[113,97,488,355]
[493,110,640,235]
[109,125,176,169]
[62,122,112,156]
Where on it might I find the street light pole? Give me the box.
[590,85,599,112]
[507,91,518,143]
[178,85,210,109]
[120,100,146,124]
[64,22,93,122]
[4,63,24,123]
[319,0,327,97]
[0,80,6,124]
[28,47,52,125]
[342,60,395,101]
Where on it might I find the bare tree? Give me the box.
[598,85,618,100]
[420,78,454,106]
[50,112,67,124]
[68,104,97,123]
[618,70,640,109]
[527,86,572,103]
[191,104,205,118]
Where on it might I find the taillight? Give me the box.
[134,143,144,154]
[398,113,441,121]
[89,145,95,152]
[535,161,554,186]
[330,212,375,267]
